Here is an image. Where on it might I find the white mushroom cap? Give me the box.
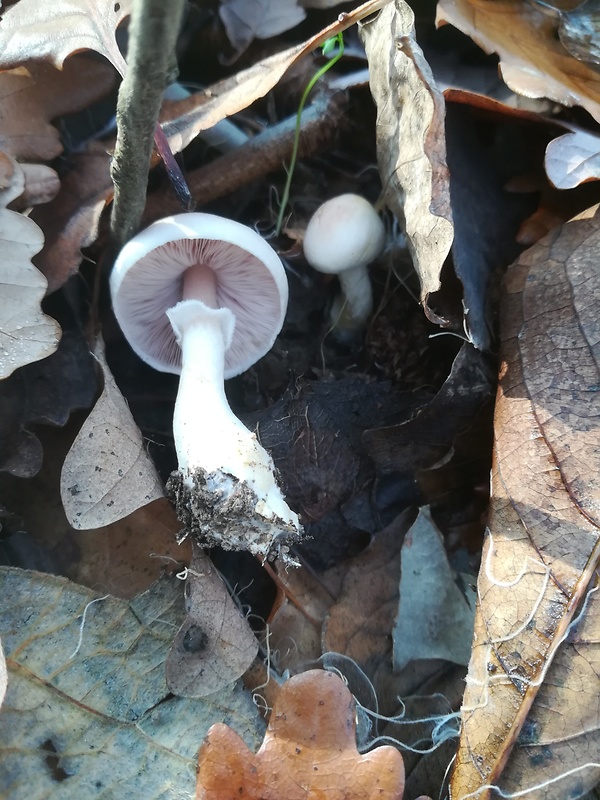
[110,213,288,378]
[303,193,385,275]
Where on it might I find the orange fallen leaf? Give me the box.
[196,669,405,800]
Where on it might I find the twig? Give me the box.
[110,0,187,254]
[142,90,348,226]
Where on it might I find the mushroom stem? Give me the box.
[166,299,301,557]
[333,265,373,329]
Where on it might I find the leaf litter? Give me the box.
[1,0,600,798]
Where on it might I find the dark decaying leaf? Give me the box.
[444,101,535,350]
[247,375,430,565]
[364,343,494,474]
[0,330,96,477]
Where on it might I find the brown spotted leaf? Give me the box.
[197,669,405,799]
[452,207,600,799]
[166,543,259,698]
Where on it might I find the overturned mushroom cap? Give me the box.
[110,213,288,378]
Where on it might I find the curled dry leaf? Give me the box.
[545,128,600,190]
[162,0,392,155]
[0,0,130,72]
[197,669,405,799]
[166,543,259,698]
[360,0,453,321]
[60,336,164,529]
[219,0,306,53]
[0,155,60,380]
[452,207,600,799]
[436,0,600,124]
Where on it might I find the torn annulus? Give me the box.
[110,213,303,563]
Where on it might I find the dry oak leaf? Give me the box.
[197,669,405,799]
[161,0,392,156]
[436,0,600,124]
[0,0,130,73]
[31,141,114,293]
[452,206,600,800]
[361,0,453,322]
[0,154,60,380]
[0,57,116,163]
[60,336,164,529]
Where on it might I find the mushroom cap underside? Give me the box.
[110,213,289,378]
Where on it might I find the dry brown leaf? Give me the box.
[452,207,600,799]
[15,164,60,208]
[31,141,113,293]
[360,0,453,319]
[33,2,389,292]
[166,543,259,698]
[0,57,116,163]
[545,128,600,190]
[196,669,405,799]
[60,336,164,529]
[0,0,130,72]
[0,155,60,380]
[162,0,392,155]
[323,512,415,684]
[436,0,600,124]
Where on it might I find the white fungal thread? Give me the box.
[70,595,109,659]
[457,762,600,800]
[463,569,598,714]
[251,625,275,715]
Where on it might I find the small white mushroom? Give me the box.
[110,213,302,562]
[303,194,386,331]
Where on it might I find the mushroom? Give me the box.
[110,213,302,562]
[303,194,386,331]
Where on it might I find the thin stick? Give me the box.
[110,0,187,253]
[142,90,348,226]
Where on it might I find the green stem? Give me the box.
[275,34,344,236]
